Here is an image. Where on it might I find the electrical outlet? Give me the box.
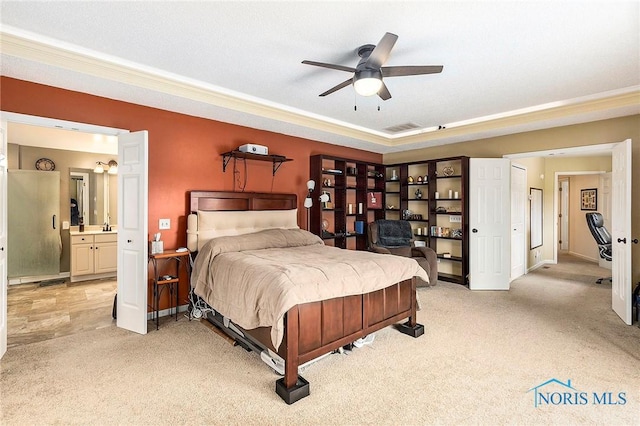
[159,218,170,230]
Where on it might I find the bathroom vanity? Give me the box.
[70,229,117,282]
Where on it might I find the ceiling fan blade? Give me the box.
[365,32,398,69]
[377,81,392,101]
[302,60,356,73]
[319,78,353,97]
[382,65,444,77]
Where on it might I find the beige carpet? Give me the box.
[1,256,639,425]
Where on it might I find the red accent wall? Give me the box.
[1,77,382,310]
[1,77,381,241]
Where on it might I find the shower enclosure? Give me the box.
[8,170,61,278]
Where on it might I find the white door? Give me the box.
[599,173,612,269]
[510,164,526,280]
[116,131,148,334]
[0,121,7,359]
[469,158,511,290]
[559,178,569,252]
[610,140,631,324]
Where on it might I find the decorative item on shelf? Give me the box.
[322,191,333,209]
[415,188,423,199]
[402,209,412,220]
[442,166,455,176]
[423,175,428,183]
[346,166,357,175]
[435,206,447,213]
[322,219,334,238]
[386,205,396,209]
[451,228,463,239]
[408,213,423,220]
[354,221,365,234]
[391,169,398,180]
[416,176,423,183]
[367,170,383,178]
[323,178,332,187]
[407,176,414,184]
[367,191,382,209]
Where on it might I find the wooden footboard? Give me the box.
[275,277,423,404]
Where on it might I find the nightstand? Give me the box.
[148,249,191,330]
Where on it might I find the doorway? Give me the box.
[505,141,636,324]
[2,112,124,347]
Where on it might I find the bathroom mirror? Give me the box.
[69,168,118,225]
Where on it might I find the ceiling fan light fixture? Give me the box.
[353,70,383,96]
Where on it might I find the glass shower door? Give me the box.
[8,170,61,278]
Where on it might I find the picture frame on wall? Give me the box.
[581,188,597,211]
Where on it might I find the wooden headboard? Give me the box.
[190,191,297,213]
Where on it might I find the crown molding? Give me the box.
[2,27,638,149]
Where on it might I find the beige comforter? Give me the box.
[191,228,428,349]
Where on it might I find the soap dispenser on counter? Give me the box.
[79,217,85,232]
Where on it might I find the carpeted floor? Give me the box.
[1,255,638,425]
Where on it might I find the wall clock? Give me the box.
[35,158,56,171]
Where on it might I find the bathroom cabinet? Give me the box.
[70,231,117,282]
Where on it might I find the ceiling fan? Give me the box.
[302,32,443,101]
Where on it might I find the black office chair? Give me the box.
[585,212,612,284]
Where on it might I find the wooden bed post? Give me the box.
[275,305,310,404]
[398,278,425,338]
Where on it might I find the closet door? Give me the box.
[8,170,60,278]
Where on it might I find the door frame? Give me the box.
[0,111,133,355]
[558,177,569,252]
[504,142,616,264]
[553,171,607,264]
[510,163,527,281]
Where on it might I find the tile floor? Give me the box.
[7,278,117,348]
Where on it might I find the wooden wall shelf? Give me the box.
[222,150,292,175]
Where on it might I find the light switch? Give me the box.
[159,218,170,230]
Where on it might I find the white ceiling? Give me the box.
[1,1,639,154]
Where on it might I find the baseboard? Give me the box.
[567,251,599,263]
[146,304,189,320]
[527,259,552,273]
[9,272,71,285]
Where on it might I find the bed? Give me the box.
[187,191,427,404]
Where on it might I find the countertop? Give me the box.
[69,229,117,236]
